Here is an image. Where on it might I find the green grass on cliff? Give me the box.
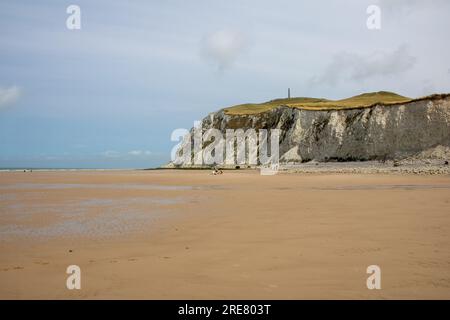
[223,91,412,115]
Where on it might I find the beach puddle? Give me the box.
[0,182,229,192]
[0,195,185,241]
[0,183,196,191]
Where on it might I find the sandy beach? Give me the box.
[0,169,449,299]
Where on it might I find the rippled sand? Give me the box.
[0,170,449,299]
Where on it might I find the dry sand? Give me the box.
[0,169,449,299]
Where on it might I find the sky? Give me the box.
[0,0,449,168]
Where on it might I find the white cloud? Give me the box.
[128,150,153,156]
[378,0,449,14]
[0,86,21,109]
[128,150,143,156]
[309,45,416,86]
[101,150,120,158]
[201,29,248,71]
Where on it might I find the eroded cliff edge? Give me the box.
[168,94,450,167]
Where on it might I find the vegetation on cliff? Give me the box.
[223,91,413,115]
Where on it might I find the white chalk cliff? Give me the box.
[168,93,450,167]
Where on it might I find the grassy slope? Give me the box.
[223,91,412,115]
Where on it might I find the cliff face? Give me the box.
[171,94,450,166]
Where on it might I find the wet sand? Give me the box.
[0,170,449,299]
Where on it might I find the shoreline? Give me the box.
[3,156,450,176]
[162,160,450,175]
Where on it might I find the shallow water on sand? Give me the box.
[0,183,195,191]
[0,186,187,240]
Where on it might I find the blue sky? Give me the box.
[0,0,449,168]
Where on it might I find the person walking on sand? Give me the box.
[211,165,223,175]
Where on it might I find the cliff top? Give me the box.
[222,91,447,115]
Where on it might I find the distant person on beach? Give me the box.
[212,166,223,175]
